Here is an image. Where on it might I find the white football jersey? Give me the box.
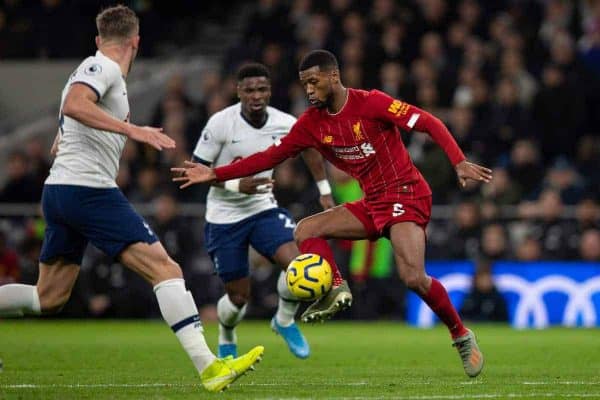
[46,50,129,188]
[193,103,297,224]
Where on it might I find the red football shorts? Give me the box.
[344,194,432,239]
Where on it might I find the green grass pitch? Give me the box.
[0,320,599,399]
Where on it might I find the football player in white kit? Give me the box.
[0,5,262,392]
[192,63,342,359]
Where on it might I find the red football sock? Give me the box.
[419,278,468,339]
[299,237,344,286]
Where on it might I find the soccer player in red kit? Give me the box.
[173,50,491,377]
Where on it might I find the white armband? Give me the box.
[224,179,240,192]
[316,179,332,196]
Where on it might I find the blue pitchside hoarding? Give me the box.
[407,261,600,328]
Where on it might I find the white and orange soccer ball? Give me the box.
[286,253,333,301]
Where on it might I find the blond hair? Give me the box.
[96,5,139,41]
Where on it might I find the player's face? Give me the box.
[238,76,271,117]
[299,66,335,109]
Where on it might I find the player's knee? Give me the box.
[294,219,320,244]
[37,285,71,314]
[228,291,249,308]
[400,270,428,294]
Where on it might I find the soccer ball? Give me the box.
[286,253,332,301]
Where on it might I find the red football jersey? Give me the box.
[215,89,465,200]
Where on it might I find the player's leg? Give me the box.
[204,219,252,359]
[271,241,301,328]
[0,184,86,317]
[388,221,483,377]
[294,203,375,322]
[217,278,250,358]
[120,241,215,369]
[84,187,261,392]
[270,242,310,358]
[0,259,79,316]
[120,241,263,391]
[250,208,309,358]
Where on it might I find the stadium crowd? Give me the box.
[1,0,600,320]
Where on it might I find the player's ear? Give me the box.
[330,69,340,84]
[132,35,140,50]
[95,35,101,48]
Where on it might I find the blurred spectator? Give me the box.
[574,135,600,197]
[575,197,600,232]
[25,137,50,189]
[378,61,409,100]
[528,189,577,260]
[499,50,537,106]
[0,232,19,285]
[17,236,41,285]
[487,77,533,161]
[479,167,521,206]
[261,42,294,110]
[532,64,585,162]
[460,261,508,322]
[445,201,482,260]
[415,138,455,204]
[368,20,407,73]
[579,17,600,74]
[538,0,576,46]
[516,235,543,261]
[480,223,510,261]
[149,193,195,272]
[579,229,600,261]
[543,157,585,205]
[272,159,316,220]
[242,0,292,51]
[507,139,545,200]
[0,151,41,203]
[128,167,161,203]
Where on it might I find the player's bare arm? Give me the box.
[50,129,61,156]
[301,148,335,210]
[62,83,175,151]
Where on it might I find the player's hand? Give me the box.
[239,177,275,194]
[127,125,176,151]
[455,160,492,187]
[319,194,335,210]
[171,161,216,189]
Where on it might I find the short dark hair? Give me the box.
[236,63,270,81]
[298,50,339,72]
[96,5,139,41]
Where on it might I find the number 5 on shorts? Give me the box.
[392,203,405,217]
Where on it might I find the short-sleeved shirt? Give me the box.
[45,50,130,188]
[193,103,296,223]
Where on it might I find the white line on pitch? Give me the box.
[523,382,600,385]
[0,382,369,389]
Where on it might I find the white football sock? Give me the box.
[217,294,247,345]
[275,271,299,327]
[0,284,41,317]
[153,278,216,372]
